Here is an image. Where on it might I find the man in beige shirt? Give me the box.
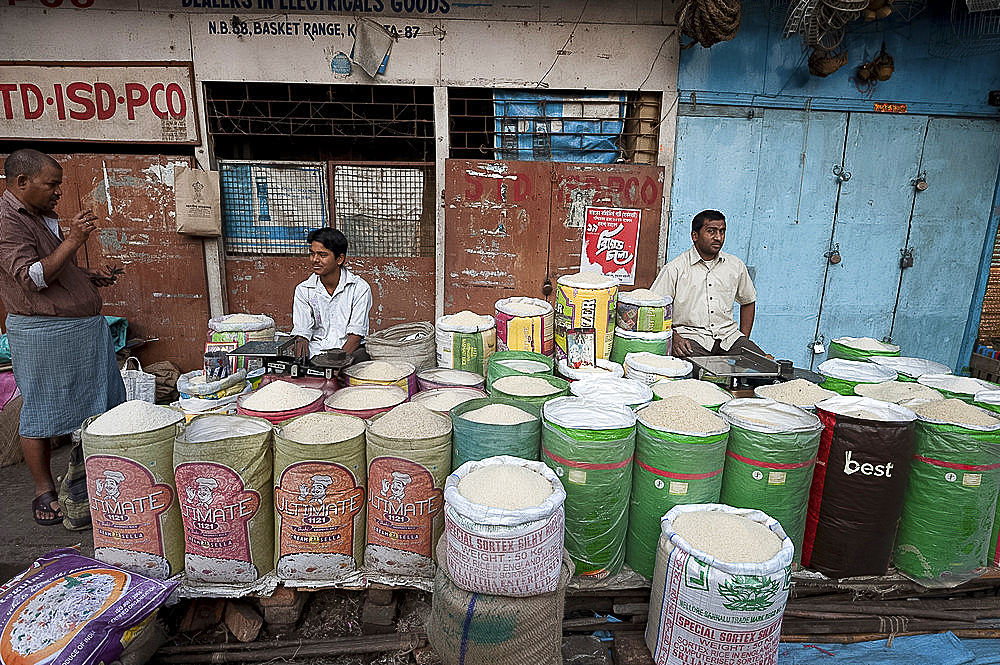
[650,210,764,358]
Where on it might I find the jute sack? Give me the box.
[174,414,274,585]
[427,537,573,665]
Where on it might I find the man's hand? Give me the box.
[87,271,116,287]
[293,335,311,361]
[66,209,99,248]
[672,331,693,357]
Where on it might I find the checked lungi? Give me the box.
[7,314,126,438]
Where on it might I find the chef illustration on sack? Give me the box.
[95,470,126,502]
[298,474,334,505]
[381,471,412,505]
[187,477,219,507]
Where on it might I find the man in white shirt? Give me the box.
[650,210,764,358]
[291,228,373,362]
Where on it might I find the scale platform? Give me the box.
[688,351,781,388]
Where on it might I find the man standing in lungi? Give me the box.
[0,149,126,526]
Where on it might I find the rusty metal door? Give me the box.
[445,160,663,314]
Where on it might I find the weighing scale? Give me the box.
[229,338,352,379]
[688,350,782,390]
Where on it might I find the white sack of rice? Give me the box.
[496,359,550,373]
[755,379,837,407]
[350,360,410,381]
[241,380,322,411]
[457,464,553,509]
[630,353,690,373]
[672,510,783,563]
[652,378,731,406]
[559,271,617,288]
[911,398,1000,428]
[325,385,407,410]
[87,400,183,436]
[855,381,944,404]
[493,375,561,397]
[639,395,726,433]
[442,310,494,328]
[834,336,899,352]
[369,402,451,438]
[280,412,365,443]
[919,374,998,396]
[411,388,485,412]
[460,403,535,425]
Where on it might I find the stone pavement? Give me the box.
[0,443,93,583]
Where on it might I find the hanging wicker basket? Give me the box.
[809,48,849,77]
[872,42,895,80]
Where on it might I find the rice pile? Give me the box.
[855,381,943,404]
[503,301,547,316]
[496,359,550,373]
[622,288,661,301]
[923,375,995,395]
[460,403,534,425]
[369,402,451,438]
[493,375,561,397]
[673,511,782,563]
[560,271,614,287]
[420,368,484,386]
[411,388,484,412]
[223,313,264,323]
[325,385,407,410]
[87,400,183,436]
[639,395,726,433]
[755,379,837,406]
[632,353,689,373]
[351,360,409,381]
[281,412,365,443]
[242,380,323,411]
[911,398,1000,428]
[652,379,731,405]
[457,464,553,509]
[838,336,897,351]
[442,311,493,328]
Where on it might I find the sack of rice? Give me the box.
[870,356,951,382]
[444,456,565,596]
[718,398,823,564]
[623,352,693,384]
[174,414,275,586]
[616,289,671,333]
[365,403,452,579]
[554,272,619,361]
[208,313,275,370]
[892,399,1000,586]
[610,328,673,365]
[557,357,625,381]
[343,360,417,397]
[173,384,252,422]
[82,401,186,579]
[827,336,900,362]
[416,367,486,391]
[651,378,733,411]
[411,387,488,414]
[495,296,554,356]
[802,396,916,577]
[365,321,436,371]
[426,538,572,665]
[626,396,729,578]
[918,373,999,404]
[570,376,654,410]
[324,384,408,419]
[451,398,541,470]
[975,389,1000,415]
[855,380,944,404]
[485,350,554,392]
[817,358,897,396]
[177,368,248,400]
[753,379,837,411]
[541,397,635,578]
[237,379,324,424]
[0,547,178,665]
[273,412,367,583]
[435,311,497,375]
[490,373,570,408]
[646,505,793,665]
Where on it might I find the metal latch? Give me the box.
[833,164,852,183]
[900,247,914,269]
[810,335,826,355]
[824,243,842,265]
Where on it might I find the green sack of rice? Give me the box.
[827,336,900,362]
[817,358,896,396]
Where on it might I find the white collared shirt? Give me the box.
[650,245,756,351]
[290,267,373,357]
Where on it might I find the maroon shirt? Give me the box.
[0,190,102,317]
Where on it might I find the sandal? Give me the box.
[32,490,63,526]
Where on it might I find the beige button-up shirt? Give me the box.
[650,245,757,351]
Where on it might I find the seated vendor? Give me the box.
[291,228,372,363]
[650,209,764,358]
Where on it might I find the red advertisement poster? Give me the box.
[580,207,641,285]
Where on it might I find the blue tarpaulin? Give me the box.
[777,633,1000,664]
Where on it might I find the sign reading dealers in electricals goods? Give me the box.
[0,63,198,144]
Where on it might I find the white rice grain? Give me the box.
[855,381,944,404]
[559,271,616,288]
[673,511,782,563]
[369,402,451,439]
[241,380,322,412]
[911,398,1000,428]
[502,301,547,316]
[87,400,183,436]
[442,311,494,328]
[350,360,409,381]
[651,378,731,406]
[325,385,407,410]
[755,379,837,407]
[493,375,561,397]
[411,388,485,412]
[458,465,553,509]
[281,412,365,443]
[460,403,534,425]
[639,395,726,433]
[496,359,550,373]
